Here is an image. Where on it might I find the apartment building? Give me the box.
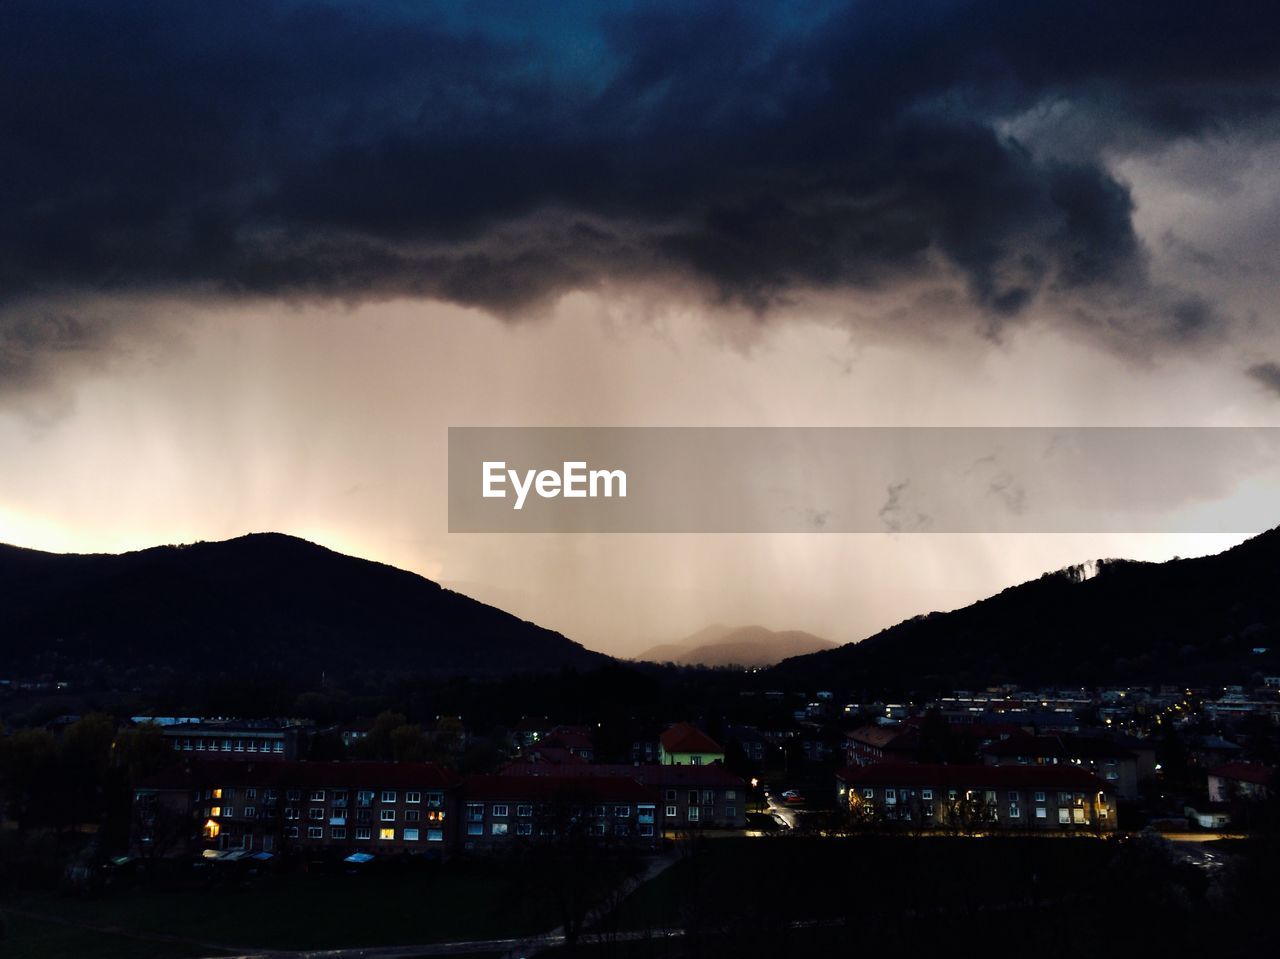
[459,775,660,851]
[133,760,460,859]
[980,732,1153,800]
[154,718,313,761]
[497,761,748,830]
[835,764,1116,832]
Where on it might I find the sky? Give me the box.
[2,1,1279,656]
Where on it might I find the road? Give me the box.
[765,794,798,830]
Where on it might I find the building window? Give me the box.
[640,824,655,837]
[355,827,372,840]
[516,823,532,836]
[406,791,421,804]
[517,804,533,817]
[493,804,509,817]
[467,823,483,836]
[725,806,736,818]
[381,790,397,803]
[426,791,443,807]
[725,789,736,800]
[307,826,323,839]
[356,810,372,824]
[309,808,324,820]
[223,807,234,818]
[862,788,874,799]
[922,789,932,800]
[665,804,677,818]
[286,789,301,802]
[285,808,299,820]
[357,791,374,807]
[924,804,934,817]
[244,806,256,818]
[428,828,444,841]
[273,742,284,753]
[404,828,419,841]
[332,827,346,839]
[1009,804,1021,818]
[1058,808,1071,824]
[666,789,677,801]
[1008,791,1019,802]
[246,788,257,800]
[466,803,484,822]
[405,810,421,823]
[379,827,395,840]
[615,806,630,818]
[1034,791,1045,803]
[310,790,325,802]
[688,807,700,821]
[691,756,702,765]
[380,809,396,822]
[492,823,508,836]
[1072,808,1086,823]
[1036,806,1047,819]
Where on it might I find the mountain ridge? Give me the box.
[637,624,836,667]
[769,525,1280,690]
[0,532,609,680]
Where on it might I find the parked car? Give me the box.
[780,789,804,803]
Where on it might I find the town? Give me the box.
[2,665,1277,956]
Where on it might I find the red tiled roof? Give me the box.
[836,763,1106,791]
[846,724,919,750]
[497,761,745,789]
[463,775,657,803]
[981,734,1136,761]
[660,722,723,755]
[137,759,460,791]
[1208,762,1276,787]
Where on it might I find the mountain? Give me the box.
[638,625,836,667]
[0,533,609,680]
[769,526,1280,691]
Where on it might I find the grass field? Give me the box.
[5,862,561,954]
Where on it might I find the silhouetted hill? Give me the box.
[0,533,609,680]
[638,625,835,667]
[770,527,1280,691]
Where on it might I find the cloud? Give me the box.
[3,0,1279,381]
[1247,362,1280,397]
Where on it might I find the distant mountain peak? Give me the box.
[638,624,836,667]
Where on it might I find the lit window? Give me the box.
[688,807,700,821]
[403,828,419,841]
[379,827,395,840]
[1036,807,1047,819]
[492,823,508,836]
[428,828,444,842]
[1009,804,1021,818]
[665,804,677,818]
[467,823,483,836]
[203,819,220,838]
[922,789,932,800]
[210,806,222,817]
[212,788,223,800]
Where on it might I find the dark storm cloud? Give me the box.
[1248,362,1280,398]
[3,1,1278,353]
